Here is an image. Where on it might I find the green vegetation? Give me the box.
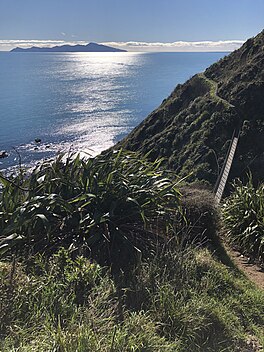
[1,245,264,351]
[223,177,264,263]
[197,73,233,109]
[0,150,183,271]
[1,29,264,351]
[119,30,264,186]
[0,152,263,351]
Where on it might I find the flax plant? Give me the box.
[222,176,264,262]
[0,150,183,270]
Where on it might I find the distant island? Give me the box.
[10,42,127,53]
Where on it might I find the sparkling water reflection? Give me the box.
[0,52,226,170]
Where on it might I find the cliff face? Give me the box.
[119,30,264,186]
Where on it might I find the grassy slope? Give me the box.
[119,30,264,187]
[1,246,264,352]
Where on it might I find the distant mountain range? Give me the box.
[11,42,127,53]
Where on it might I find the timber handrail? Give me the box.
[214,129,240,204]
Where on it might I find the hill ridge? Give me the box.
[11,42,127,53]
[119,30,264,187]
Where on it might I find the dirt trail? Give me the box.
[227,248,264,290]
[197,73,235,109]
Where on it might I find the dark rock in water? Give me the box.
[0,151,8,159]
[34,147,39,151]
[35,138,41,143]
[45,145,50,149]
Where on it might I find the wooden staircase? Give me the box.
[214,131,239,204]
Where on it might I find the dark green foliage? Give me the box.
[119,30,264,187]
[0,150,183,271]
[222,176,264,262]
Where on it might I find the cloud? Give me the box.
[0,39,245,52]
[102,40,245,52]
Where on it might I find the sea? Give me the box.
[0,51,226,171]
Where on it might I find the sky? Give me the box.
[0,0,263,52]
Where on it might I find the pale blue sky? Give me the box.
[0,0,263,51]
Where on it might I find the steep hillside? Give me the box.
[119,30,264,186]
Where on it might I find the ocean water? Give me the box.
[0,51,226,170]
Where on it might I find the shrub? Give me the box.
[0,150,183,271]
[222,176,264,262]
[179,185,220,248]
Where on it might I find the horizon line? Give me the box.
[0,39,245,52]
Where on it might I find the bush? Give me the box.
[178,185,220,249]
[0,150,183,271]
[222,176,264,262]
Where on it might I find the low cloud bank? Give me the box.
[102,40,245,52]
[0,39,245,52]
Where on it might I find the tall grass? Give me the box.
[222,176,264,262]
[1,245,263,351]
[0,150,183,270]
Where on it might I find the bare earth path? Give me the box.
[227,247,264,290]
[224,247,264,351]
